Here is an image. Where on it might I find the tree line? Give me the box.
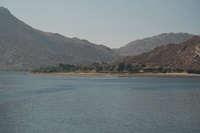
[30,62,200,74]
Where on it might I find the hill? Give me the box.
[0,7,119,70]
[114,33,194,56]
[116,36,200,70]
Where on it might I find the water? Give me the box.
[0,72,200,133]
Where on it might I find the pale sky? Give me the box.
[1,0,200,48]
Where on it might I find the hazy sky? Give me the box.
[1,0,200,48]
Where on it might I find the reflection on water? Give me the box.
[0,72,200,133]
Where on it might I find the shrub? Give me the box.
[187,69,200,74]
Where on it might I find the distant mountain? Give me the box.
[116,36,200,69]
[0,7,119,70]
[114,33,194,56]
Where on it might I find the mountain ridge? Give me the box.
[114,32,194,56]
[0,7,119,70]
[1,7,199,70]
[116,36,200,70]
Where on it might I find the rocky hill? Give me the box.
[0,7,119,70]
[116,36,200,69]
[114,33,194,56]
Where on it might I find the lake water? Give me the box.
[0,72,200,133]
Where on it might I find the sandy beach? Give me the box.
[30,72,200,77]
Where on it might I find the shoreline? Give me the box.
[30,72,200,77]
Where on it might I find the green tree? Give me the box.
[95,66,103,72]
[81,66,88,71]
[126,63,132,70]
[117,62,125,71]
[187,69,200,74]
[141,64,146,68]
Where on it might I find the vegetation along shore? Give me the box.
[30,63,200,77]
